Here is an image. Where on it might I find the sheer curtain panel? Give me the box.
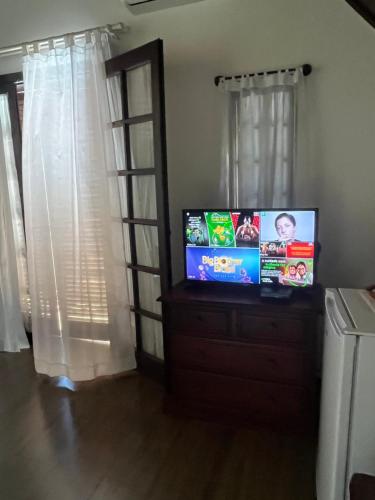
[22,32,136,380]
[112,62,163,360]
[127,65,162,359]
[220,70,303,208]
[0,95,31,332]
[0,103,29,352]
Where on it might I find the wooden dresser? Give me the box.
[161,281,323,431]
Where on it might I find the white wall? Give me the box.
[1,0,374,288]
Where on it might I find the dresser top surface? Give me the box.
[161,281,324,313]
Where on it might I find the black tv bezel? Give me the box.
[182,208,319,289]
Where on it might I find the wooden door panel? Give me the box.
[106,40,170,381]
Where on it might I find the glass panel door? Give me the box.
[106,40,171,381]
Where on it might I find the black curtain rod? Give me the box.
[214,63,312,87]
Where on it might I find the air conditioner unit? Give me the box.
[122,0,204,15]
[346,0,375,29]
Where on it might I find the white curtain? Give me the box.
[220,70,303,208]
[22,32,136,380]
[0,95,31,332]
[113,63,164,360]
[127,65,162,359]
[0,98,29,352]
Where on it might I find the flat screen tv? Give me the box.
[183,209,318,287]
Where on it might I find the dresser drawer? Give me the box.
[167,305,229,337]
[171,369,311,419]
[237,313,308,346]
[169,336,311,384]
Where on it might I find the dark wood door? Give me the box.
[105,40,171,382]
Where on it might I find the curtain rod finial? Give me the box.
[302,64,312,76]
[214,75,222,87]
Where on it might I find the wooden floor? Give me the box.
[0,351,317,500]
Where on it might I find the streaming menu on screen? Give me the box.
[184,210,316,287]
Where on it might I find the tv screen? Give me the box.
[183,209,318,287]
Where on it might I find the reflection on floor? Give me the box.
[0,350,316,500]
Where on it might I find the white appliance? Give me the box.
[122,0,203,15]
[316,288,375,500]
